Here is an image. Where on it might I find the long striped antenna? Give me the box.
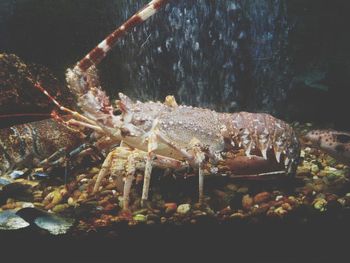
[76,0,169,72]
[33,0,169,135]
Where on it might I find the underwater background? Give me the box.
[1,0,350,261]
[1,0,350,128]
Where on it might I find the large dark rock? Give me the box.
[0,53,75,128]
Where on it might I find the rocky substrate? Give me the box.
[0,122,349,236]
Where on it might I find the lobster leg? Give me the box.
[190,139,207,204]
[141,123,158,207]
[93,149,117,194]
[92,142,185,209]
[145,125,209,204]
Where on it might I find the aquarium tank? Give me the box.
[0,0,349,261]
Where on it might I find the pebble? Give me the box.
[253,192,271,204]
[311,164,320,174]
[242,194,253,210]
[77,192,88,202]
[274,207,288,216]
[251,203,270,215]
[297,163,312,176]
[133,214,147,222]
[230,212,244,219]
[52,204,69,213]
[226,184,238,192]
[313,198,327,212]
[177,204,191,214]
[132,209,148,216]
[281,203,292,211]
[67,197,77,207]
[237,187,249,194]
[218,207,232,216]
[164,203,177,214]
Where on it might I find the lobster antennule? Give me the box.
[76,0,169,73]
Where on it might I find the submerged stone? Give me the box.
[0,210,30,230]
[34,214,75,235]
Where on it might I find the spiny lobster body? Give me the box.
[34,0,300,209]
[116,94,300,176]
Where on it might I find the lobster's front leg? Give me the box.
[151,129,209,204]
[92,142,186,209]
[141,121,159,207]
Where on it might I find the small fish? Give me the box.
[304,130,350,165]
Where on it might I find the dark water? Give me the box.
[1,0,350,129]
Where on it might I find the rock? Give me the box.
[335,164,345,169]
[230,212,245,219]
[132,209,148,216]
[251,203,270,215]
[16,207,75,235]
[297,162,312,176]
[34,214,75,235]
[237,187,249,194]
[164,203,177,214]
[44,188,65,210]
[242,194,253,210]
[177,204,191,214]
[311,164,320,174]
[67,197,77,207]
[313,198,327,212]
[52,204,69,213]
[0,210,30,230]
[0,178,12,186]
[226,184,238,192]
[253,192,271,204]
[274,207,288,217]
[133,214,147,222]
[281,203,292,211]
[218,207,232,216]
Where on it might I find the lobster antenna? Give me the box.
[76,0,169,72]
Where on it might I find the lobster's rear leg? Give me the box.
[189,139,207,204]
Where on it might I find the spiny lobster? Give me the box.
[34,0,300,210]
